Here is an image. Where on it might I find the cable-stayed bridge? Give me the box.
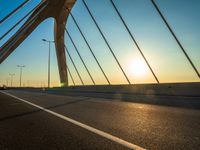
[0,1,200,149]
[0,0,199,86]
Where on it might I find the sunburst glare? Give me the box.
[128,58,148,77]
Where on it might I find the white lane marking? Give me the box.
[1,91,145,150]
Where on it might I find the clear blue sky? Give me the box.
[0,0,200,87]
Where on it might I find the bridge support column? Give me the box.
[54,8,69,87]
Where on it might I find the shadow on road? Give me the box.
[0,98,90,122]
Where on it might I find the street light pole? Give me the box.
[17,65,25,87]
[42,39,54,88]
[48,41,50,88]
[9,73,15,87]
[6,78,9,87]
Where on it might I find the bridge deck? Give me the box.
[0,90,200,149]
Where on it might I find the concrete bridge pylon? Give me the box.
[0,0,77,86]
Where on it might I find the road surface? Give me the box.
[0,90,200,150]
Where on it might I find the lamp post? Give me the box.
[9,73,15,87]
[17,65,25,87]
[6,78,9,87]
[42,39,54,88]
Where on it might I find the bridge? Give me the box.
[0,0,200,149]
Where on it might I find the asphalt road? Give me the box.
[0,90,200,150]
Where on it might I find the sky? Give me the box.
[0,0,200,87]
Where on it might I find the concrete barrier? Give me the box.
[50,82,200,97]
[7,82,200,109]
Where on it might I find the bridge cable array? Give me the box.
[110,0,160,83]
[0,0,31,25]
[66,63,76,86]
[0,4,37,41]
[64,45,84,85]
[64,0,199,85]
[65,28,96,85]
[151,0,200,79]
[0,0,48,58]
[82,0,131,84]
[65,7,111,85]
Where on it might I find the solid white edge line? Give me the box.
[1,91,146,150]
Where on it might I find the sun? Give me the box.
[128,58,148,77]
